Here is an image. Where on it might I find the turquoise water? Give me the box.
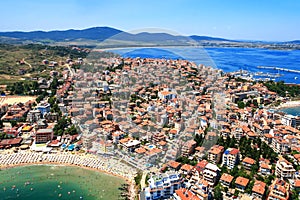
[280,106,300,116]
[0,165,126,200]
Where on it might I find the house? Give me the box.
[0,137,23,149]
[242,157,256,170]
[252,181,266,199]
[180,164,194,175]
[203,163,220,186]
[167,160,182,171]
[174,188,200,200]
[158,90,177,100]
[235,176,249,192]
[207,145,224,164]
[189,179,209,200]
[35,128,53,144]
[272,138,289,154]
[195,160,208,174]
[267,179,289,200]
[181,140,197,157]
[222,148,240,169]
[219,173,234,187]
[27,110,41,123]
[37,102,51,116]
[289,179,300,191]
[259,161,272,176]
[119,138,141,152]
[275,158,295,179]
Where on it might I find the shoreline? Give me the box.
[0,152,137,199]
[276,100,300,109]
[0,162,131,183]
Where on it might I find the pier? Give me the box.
[257,66,300,74]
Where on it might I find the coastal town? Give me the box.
[1,49,300,200]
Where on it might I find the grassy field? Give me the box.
[0,44,88,85]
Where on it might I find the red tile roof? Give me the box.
[235,177,249,187]
[243,157,256,165]
[167,160,181,169]
[180,164,194,172]
[252,181,266,195]
[175,188,200,200]
[220,173,234,183]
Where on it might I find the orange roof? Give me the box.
[243,157,256,165]
[146,148,162,156]
[119,137,131,144]
[160,91,171,96]
[180,164,194,172]
[235,177,249,187]
[169,129,178,134]
[220,173,234,183]
[264,134,273,138]
[293,179,300,188]
[175,188,200,200]
[260,162,270,169]
[195,146,205,152]
[158,141,167,146]
[196,160,208,169]
[247,131,257,137]
[252,181,266,195]
[167,160,181,169]
[209,146,223,155]
[135,147,146,154]
[230,148,239,155]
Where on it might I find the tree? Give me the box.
[0,119,3,128]
[50,76,59,90]
[237,101,245,109]
[245,180,255,194]
[229,137,237,148]
[194,134,203,146]
[214,185,223,200]
[66,125,78,135]
[10,120,17,127]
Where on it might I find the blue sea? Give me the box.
[280,107,300,116]
[109,47,300,84]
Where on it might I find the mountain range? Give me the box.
[0,27,299,48]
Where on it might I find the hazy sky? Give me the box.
[1,0,299,41]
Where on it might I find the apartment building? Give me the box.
[222,148,240,169]
[275,158,295,179]
[207,145,224,164]
[144,173,183,200]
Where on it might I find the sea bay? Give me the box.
[0,165,126,200]
[109,47,300,84]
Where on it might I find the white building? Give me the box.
[275,158,295,179]
[143,173,183,200]
[203,163,220,186]
[222,148,240,169]
[281,114,296,127]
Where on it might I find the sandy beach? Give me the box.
[277,100,300,109]
[0,151,137,199]
[0,95,36,106]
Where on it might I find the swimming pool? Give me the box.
[148,145,156,149]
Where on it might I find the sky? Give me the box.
[1,0,300,41]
